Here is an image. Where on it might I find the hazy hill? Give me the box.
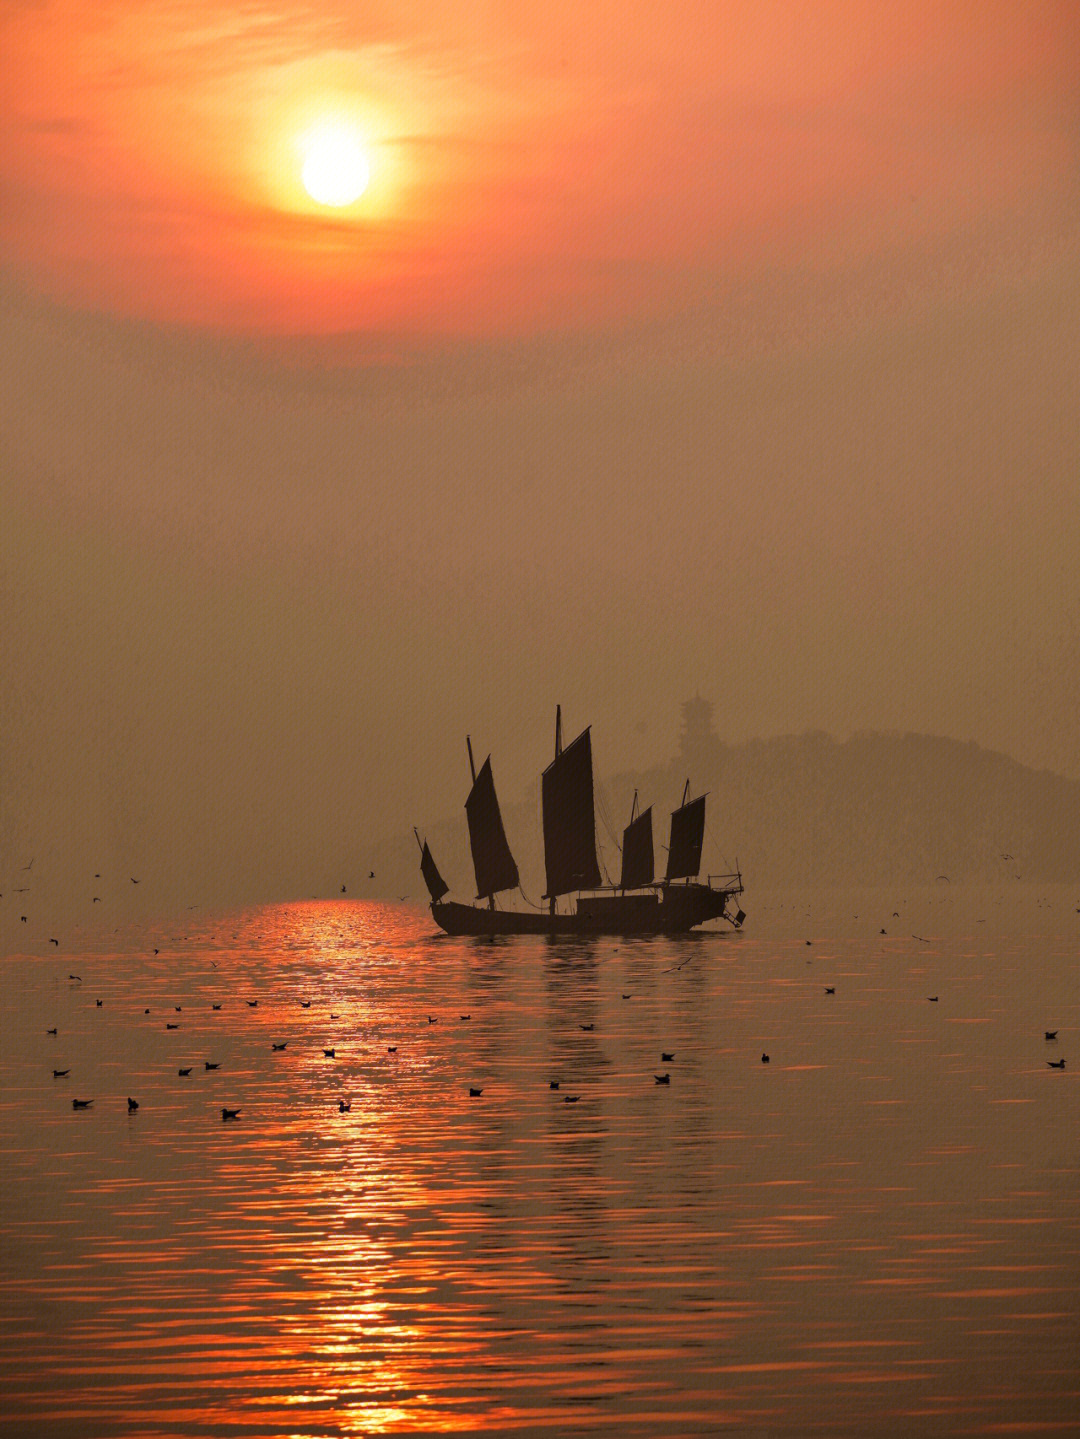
[386,726,1080,901]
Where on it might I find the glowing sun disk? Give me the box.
[301,124,370,207]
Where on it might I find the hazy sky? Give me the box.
[2,1,1078,908]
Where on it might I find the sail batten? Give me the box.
[620,806,654,890]
[542,726,602,897]
[465,756,519,898]
[665,794,706,882]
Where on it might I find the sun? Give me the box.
[300,122,370,207]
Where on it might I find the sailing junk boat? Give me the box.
[416,709,744,936]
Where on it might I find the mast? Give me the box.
[465,750,518,906]
[542,712,602,908]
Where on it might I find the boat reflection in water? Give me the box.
[419,706,746,936]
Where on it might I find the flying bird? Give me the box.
[49,938,58,946]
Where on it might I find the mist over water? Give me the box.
[2,888,1077,1436]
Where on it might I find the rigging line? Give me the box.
[594,780,622,852]
[704,814,733,873]
[517,885,542,911]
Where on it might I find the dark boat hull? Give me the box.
[432,885,742,937]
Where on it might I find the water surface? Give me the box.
[2,889,1077,1435]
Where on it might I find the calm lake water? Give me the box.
[1,888,1077,1436]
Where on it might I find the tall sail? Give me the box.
[665,794,706,881]
[465,757,519,898]
[542,726,602,897]
[619,806,654,890]
[419,842,449,903]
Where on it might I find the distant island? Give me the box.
[376,699,1080,898]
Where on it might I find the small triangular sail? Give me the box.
[419,842,449,903]
[665,793,706,881]
[465,757,519,898]
[620,806,653,890]
[542,726,602,897]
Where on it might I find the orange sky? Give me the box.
[3,0,1076,337]
[2,2,1079,910]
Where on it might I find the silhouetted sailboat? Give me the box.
[417,708,744,936]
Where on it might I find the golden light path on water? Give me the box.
[1,889,1078,1435]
